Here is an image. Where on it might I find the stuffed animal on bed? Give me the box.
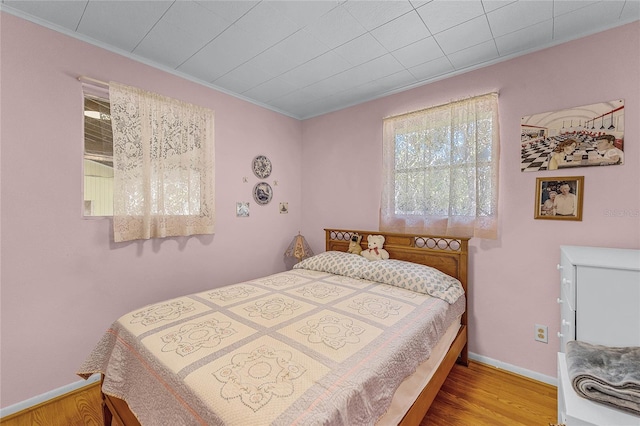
[347,233,363,255]
[361,235,389,261]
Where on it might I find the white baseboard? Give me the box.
[1,355,557,418]
[0,374,100,418]
[469,352,557,387]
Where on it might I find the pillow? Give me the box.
[293,251,368,279]
[359,259,464,304]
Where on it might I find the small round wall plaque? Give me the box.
[253,182,273,205]
[252,155,272,179]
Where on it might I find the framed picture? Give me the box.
[521,99,624,172]
[534,176,584,220]
[236,202,250,217]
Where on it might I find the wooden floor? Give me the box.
[1,361,557,426]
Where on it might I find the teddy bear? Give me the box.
[347,233,363,255]
[361,235,389,261]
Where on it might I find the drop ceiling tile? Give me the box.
[553,1,598,17]
[133,2,232,68]
[344,1,415,31]
[214,63,273,94]
[323,86,374,108]
[553,1,626,41]
[175,48,227,83]
[305,4,368,49]
[133,20,206,69]
[416,0,485,34]
[177,24,267,82]
[371,10,432,51]
[486,0,553,38]
[392,36,444,69]
[280,51,352,88]
[76,1,173,52]
[242,77,299,103]
[333,33,388,66]
[243,47,300,79]
[364,69,418,95]
[273,28,330,66]
[302,65,383,99]
[268,1,341,27]
[409,56,455,81]
[195,1,258,23]
[434,15,493,54]
[480,1,517,14]
[4,0,86,31]
[494,19,553,56]
[349,54,406,83]
[161,1,231,41]
[234,1,302,47]
[447,39,499,70]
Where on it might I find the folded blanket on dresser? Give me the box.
[566,340,640,416]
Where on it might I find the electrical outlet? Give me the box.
[535,324,548,343]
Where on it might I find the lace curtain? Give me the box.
[109,82,215,242]
[380,93,500,239]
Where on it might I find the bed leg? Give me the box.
[458,343,469,367]
[102,398,113,425]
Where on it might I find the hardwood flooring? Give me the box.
[423,362,557,425]
[1,361,556,426]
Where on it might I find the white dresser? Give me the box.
[557,245,640,426]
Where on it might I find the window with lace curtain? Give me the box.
[380,93,500,239]
[82,81,215,242]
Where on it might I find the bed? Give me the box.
[78,229,470,425]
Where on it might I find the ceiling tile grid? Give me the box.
[2,0,638,119]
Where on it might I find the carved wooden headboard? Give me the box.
[324,228,469,294]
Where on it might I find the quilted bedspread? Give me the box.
[78,267,464,425]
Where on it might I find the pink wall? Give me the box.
[0,13,302,407]
[301,22,640,379]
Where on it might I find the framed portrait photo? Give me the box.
[534,176,584,221]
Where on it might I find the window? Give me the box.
[81,81,215,242]
[83,95,113,216]
[380,93,500,239]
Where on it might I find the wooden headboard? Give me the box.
[325,228,469,292]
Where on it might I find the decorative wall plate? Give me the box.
[252,155,272,179]
[253,182,273,205]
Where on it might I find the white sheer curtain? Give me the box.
[380,93,500,239]
[109,82,215,242]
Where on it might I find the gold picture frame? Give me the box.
[534,176,584,220]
